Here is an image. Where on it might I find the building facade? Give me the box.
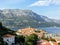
[2,34,15,45]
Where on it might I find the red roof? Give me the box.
[37,40,58,45]
[37,42,51,45]
[2,34,13,38]
[52,42,58,45]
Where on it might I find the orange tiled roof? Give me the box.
[17,27,36,35]
[43,43,51,45]
[37,40,58,45]
[52,42,58,45]
[16,27,45,38]
[37,42,51,45]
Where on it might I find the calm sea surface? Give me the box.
[39,27,60,34]
[12,27,60,34]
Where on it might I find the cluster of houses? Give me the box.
[16,27,46,38]
[2,27,60,45]
[43,33,60,43]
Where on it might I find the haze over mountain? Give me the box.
[0,9,60,30]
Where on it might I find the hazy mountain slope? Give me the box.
[0,9,60,30]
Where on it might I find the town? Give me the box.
[0,22,60,45]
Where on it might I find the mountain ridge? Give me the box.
[0,9,60,30]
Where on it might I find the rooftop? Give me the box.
[37,39,58,45]
[2,34,14,38]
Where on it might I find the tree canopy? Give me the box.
[25,34,38,45]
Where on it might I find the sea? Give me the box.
[11,27,60,35]
[40,27,60,34]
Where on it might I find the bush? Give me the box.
[58,43,60,45]
[25,34,38,45]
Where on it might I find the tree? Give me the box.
[0,22,2,30]
[58,43,60,45]
[25,34,38,45]
[15,35,25,45]
[0,37,4,45]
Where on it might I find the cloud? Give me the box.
[52,0,60,5]
[30,0,60,7]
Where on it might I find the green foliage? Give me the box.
[35,30,41,33]
[0,37,4,45]
[25,34,38,45]
[0,22,15,45]
[58,43,60,45]
[15,35,25,45]
[0,22,15,36]
[42,36,56,42]
[42,37,50,41]
[15,34,38,45]
[50,38,56,42]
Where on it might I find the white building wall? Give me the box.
[3,36,15,45]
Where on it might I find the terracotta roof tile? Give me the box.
[37,40,58,45]
[52,42,58,45]
[2,34,13,38]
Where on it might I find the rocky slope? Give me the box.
[0,9,60,30]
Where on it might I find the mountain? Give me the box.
[0,9,60,30]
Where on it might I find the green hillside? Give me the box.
[0,22,14,37]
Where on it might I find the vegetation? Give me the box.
[0,37,4,45]
[15,35,25,45]
[35,30,41,33]
[58,43,60,45]
[25,34,38,45]
[15,34,38,45]
[0,22,15,45]
[0,22,15,36]
[42,36,56,42]
[0,22,39,45]
[0,21,57,45]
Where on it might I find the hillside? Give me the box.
[0,9,60,30]
[0,22,14,37]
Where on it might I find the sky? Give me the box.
[0,0,60,19]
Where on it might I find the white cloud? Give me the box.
[30,0,60,7]
[52,0,60,5]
